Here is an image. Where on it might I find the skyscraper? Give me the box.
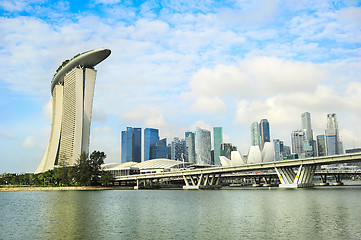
[301,112,313,141]
[259,119,270,149]
[301,112,315,157]
[186,132,196,164]
[251,122,261,148]
[316,135,326,157]
[144,128,160,161]
[171,137,186,161]
[195,127,211,165]
[213,127,223,166]
[154,138,167,159]
[36,49,111,173]
[291,130,304,156]
[121,127,141,163]
[326,113,343,155]
[273,139,284,161]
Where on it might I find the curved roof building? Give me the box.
[36,49,111,173]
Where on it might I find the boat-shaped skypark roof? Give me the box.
[51,48,111,93]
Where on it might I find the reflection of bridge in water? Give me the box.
[113,153,361,189]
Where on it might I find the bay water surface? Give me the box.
[1,186,361,239]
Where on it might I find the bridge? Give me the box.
[113,153,361,189]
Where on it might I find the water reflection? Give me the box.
[1,188,361,239]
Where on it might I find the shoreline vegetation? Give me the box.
[1,151,115,189]
[0,185,133,191]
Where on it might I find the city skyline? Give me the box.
[1,1,361,173]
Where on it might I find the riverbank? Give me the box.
[0,186,133,191]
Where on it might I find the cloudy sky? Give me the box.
[1,0,361,173]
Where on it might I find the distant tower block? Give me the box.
[36,49,111,173]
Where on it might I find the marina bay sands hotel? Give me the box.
[35,49,111,173]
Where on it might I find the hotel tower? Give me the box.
[35,49,111,173]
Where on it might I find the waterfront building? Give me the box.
[195,127,212,165]
[251,122,261,148]
[220,143,237,160]
[262,142,275,162]
[273,139,284,161]
[121,127,141,163]
[247,146,262,164]
[291,130,304,157]
[144,128,160,161]
[213,127,223,166]
[36,49,111,173]
[259,119,270,149]
[186,132,196,164]
[316,135,327,157]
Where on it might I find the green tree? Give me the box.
[89,151,107,185]
[76,152,92,185]
[99,171,113,186]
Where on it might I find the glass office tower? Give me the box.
[259,119,270,149]
[251,122,261,148]
[144,128,160,161]
[195,127,211,165]
[213,127,223,166]
[121,127,141,163]
[186,132,196,164]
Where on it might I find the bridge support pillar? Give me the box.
[183,173,222,190]
[332,174,344,186]
[275,165,316,188]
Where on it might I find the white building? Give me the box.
[36,49,111,173]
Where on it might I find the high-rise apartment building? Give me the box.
[195,127,211,165]
[121,127,141,163]
[144,128,160,161]
[213,127,223,166]
[259,119,270,149]
[36,49,111,173]
[186,132,196,164]
[251,122,261,148]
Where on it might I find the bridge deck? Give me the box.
[114,153,361,182]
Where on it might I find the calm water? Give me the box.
[1,186,361,240]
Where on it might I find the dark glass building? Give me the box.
[259,119,270,149]
[153,138,167,159]
[144,128,160,161]
[121,127,141,163]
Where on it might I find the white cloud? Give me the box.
[94,0,122,5]
[22,136,36,149]
[42,98,52,120]
[0,127,16,140]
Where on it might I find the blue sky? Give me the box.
[1,0,361,173]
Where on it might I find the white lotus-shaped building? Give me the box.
[219,143,275,167]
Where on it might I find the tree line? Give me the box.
[0,151,113,187]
